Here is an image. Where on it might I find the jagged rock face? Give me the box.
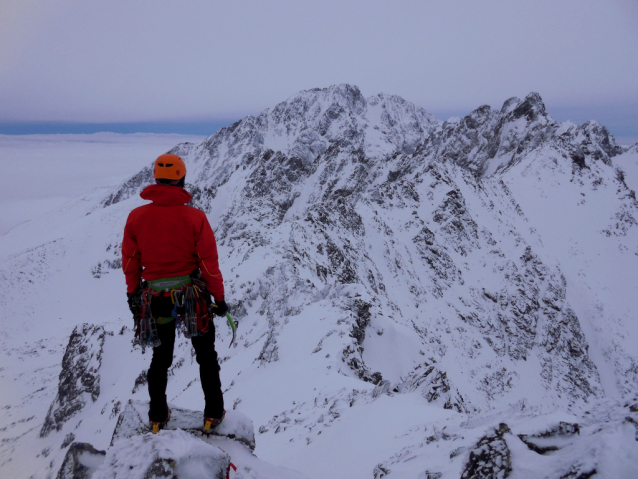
[92,429,230,479]
[1,84,635,479]
[370,394,638,478]
[94,84,638,414]
[40,324,106,437]
[56,442,106,479]
[460,423,512,479]
[420,92,623,177]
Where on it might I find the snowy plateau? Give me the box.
[1,84,638,479]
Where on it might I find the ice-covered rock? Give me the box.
[40,324,106,437]
[95,429,230,479]
[112,400,255,451]
[55,399,307,479]
[460,423,512,479]
[56,442,106,479]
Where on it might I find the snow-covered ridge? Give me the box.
[103,85,626,208]
[1,85,637,478]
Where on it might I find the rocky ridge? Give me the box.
[2,84,636,478]
[101,84,634,410]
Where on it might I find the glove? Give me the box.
[127,291,142,324]
[212,298,229,317]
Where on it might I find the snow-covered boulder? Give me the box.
[56,399,307,479]
[55,416,233,479]
[56,442,106,479]
[112,400,255,451]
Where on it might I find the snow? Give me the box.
[0,133,204,235]
[1,86,637,479]
[613,146,638,194]
[93,429,229,479]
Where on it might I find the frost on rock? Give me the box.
[461,423,512,479]
[94,430,230,479]
[53,391,311,479]
[56,442,106,479]
[398,363,470,413]
[40,324,106,437]
[518,421,580,455]
[112,400,255,451]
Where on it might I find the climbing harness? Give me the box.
[170,276,212,338]
[132,272,237,349]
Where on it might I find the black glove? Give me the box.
[127,291,142,323]
[212,298,228,317]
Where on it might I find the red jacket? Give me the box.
[122,184,224,301]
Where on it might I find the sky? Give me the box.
[1,0,637,141]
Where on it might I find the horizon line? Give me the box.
[0,118,636,146]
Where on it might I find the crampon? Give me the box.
[151,407,172,434]
[203,411,225,433]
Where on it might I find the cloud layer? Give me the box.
[1,0,637,124]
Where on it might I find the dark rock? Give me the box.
[61,433,75,449]
[559,467,597,479]
[571,151,588,169]
[40,324,105,437]
[373,463,391,478]
[460,423,512,479]
[399,363,469,413]
[132,370,147,393]
[144,458,176,479]
[519,422,581,454]
[56,442,106,479]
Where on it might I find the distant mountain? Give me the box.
[1,85,637,478]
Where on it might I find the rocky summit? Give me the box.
[1,84,637,478]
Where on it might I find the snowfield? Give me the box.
[1,85,637,478]
[0,133,204,236]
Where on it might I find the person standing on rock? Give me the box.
[122,153,227,433]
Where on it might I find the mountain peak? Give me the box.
[508,92,547,122]
[3,85,638,479]
[282,83,367,116]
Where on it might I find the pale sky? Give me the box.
[1,0,637,138]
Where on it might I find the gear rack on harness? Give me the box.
[132,274,237,350]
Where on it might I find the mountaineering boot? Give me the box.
[151,407,172,434]
[203,410,225,433]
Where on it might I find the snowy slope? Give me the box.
[1,85,637,478]
[0,132,205,235]
[613,144,638,194]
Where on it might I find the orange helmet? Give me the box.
[154,154,186,184]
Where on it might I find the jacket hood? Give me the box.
[140,184,192,206]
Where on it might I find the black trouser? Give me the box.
[147,319,224,423]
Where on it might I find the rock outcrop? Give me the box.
[40,324,106,437]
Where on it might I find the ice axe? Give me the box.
[226,312,237,347]
[211,304,237,347]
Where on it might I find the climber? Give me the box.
[122,153,227,433]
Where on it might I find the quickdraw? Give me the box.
[133,274,238,350]
[133,287,161,350]
[170,277,212,339]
